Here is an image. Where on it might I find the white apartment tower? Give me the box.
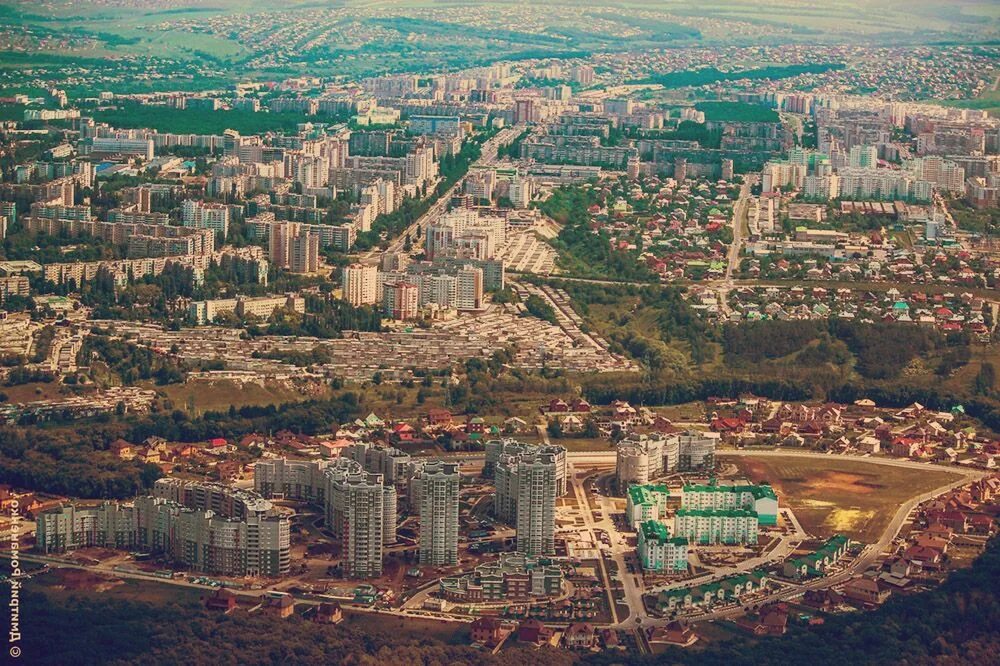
[495,451,558,556]
[342,263,379,306]
[418,460,460,566]
[324,460,396,578]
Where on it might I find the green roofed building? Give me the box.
[637,520,688,573]
[782,534,851,580]
[681,482,778,525]
[626,484,669,529]
[656,569,770,611]
[674,508,759,545]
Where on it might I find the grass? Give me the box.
[735,456,962,542]
[152,378,334,415]
[1,381,74,403]
[343,612,469,645]
[551,437,613,452]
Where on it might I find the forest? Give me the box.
[90,102,349,136]
[0,391,363,499]
[16,589,572,666]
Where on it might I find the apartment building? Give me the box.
[323,459,397,578]
[152,478,273,520]
[182,200,231,240]
[673,508,759,546]
[382,281,419,320]
[495,450,558,557]
[36,499,290,577]
[637,521,689,573]
[616,435,664,487]
[625,484,670,529]
[188,294,305,324]
[342,263,379,306]
[82,137,154,160]
[418,460,460,566]
[681,483,779,525]
[439,553,563,602]
[253,458,331,504]
[484,439,567,496]
[0,276,29,303]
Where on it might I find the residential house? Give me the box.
[648,621,698,647]
[313,602,343,624]
[470,617,506,647]
[517,618,553,645]
[204,589,238,613]
[263,594,295,619]
[564,623,595,649]
[842,577,890,606]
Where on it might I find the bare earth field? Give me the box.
[736,456,962,542]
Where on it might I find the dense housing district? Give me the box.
[0,7,999,660]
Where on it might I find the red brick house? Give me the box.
[262,594,295,619]
[313,602,343,624]
[204,589,237,613]
[517,618,553,644]
[426,409,453,426]
[470,617,506,647]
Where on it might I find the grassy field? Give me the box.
[152,378,334,415]
[735,456,962,542]
[342,612,469,645]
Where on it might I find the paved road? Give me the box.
[726,178,751,283]
[368,124,525,262]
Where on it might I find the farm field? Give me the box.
[735,456,962,542]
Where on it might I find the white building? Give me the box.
[182,200,230,240]
[418,460,460,566]
[342,263,379,306]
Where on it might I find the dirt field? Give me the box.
[736,456,962,542]
[34,570,205,607]
[153,378,333,414]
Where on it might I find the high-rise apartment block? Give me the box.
[342,263,379,306]
[418,460,460,566]
[493,444,560,557]
[182,199,230,240]
[324,459,397,578]
[35,497,290,577]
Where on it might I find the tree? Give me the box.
[974,362,996,396]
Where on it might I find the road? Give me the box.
[567,467,621,625]
[726,178,752,283]
[368,124,525,262]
